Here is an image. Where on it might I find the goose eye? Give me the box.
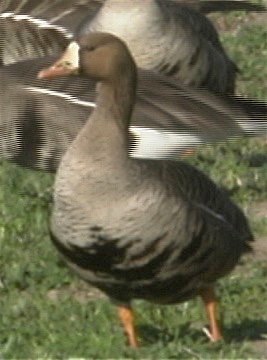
[83,45,96,52]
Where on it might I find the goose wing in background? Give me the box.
[0,0,104,31]
[0,0,105,65]
[0,0,265,67]
[0,56,266,172]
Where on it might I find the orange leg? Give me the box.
[199,287,223,342]
[118,305,139,348]
[181,148,195,157]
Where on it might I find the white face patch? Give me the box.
[60,41,80,69]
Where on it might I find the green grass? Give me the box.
[223,25,267,99]
[1,14,267,359]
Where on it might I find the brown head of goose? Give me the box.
[38,32,253,347]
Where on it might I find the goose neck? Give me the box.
[76,68,137,163]
[97,66,136,125]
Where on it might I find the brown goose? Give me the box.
[39,33,254,347]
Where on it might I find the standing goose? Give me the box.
[39,33,254,347]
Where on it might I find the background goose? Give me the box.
[40,32,254,347]
[81,0,240,94]
[0,0,265,173]
[1,0,265,22]
[0,0,265,93]
[0,55,266,172]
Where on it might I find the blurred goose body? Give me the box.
[1,0,265,93]
[84,0,237,93]
[39,33,254,347]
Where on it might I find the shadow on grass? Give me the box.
[138,319,267,346]
[139,323,209,346]
[139,324,175,345]
[225,318,267,343]
[248,153,267,168]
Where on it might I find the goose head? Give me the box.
[38,32,136,84]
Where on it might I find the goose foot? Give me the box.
[118,305,139,348]
[199,287,223,342]
[181,148,196,157]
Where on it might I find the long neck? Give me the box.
[70,69,137,165]
[96,74,135,131]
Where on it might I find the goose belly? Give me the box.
[50,188,246,304]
